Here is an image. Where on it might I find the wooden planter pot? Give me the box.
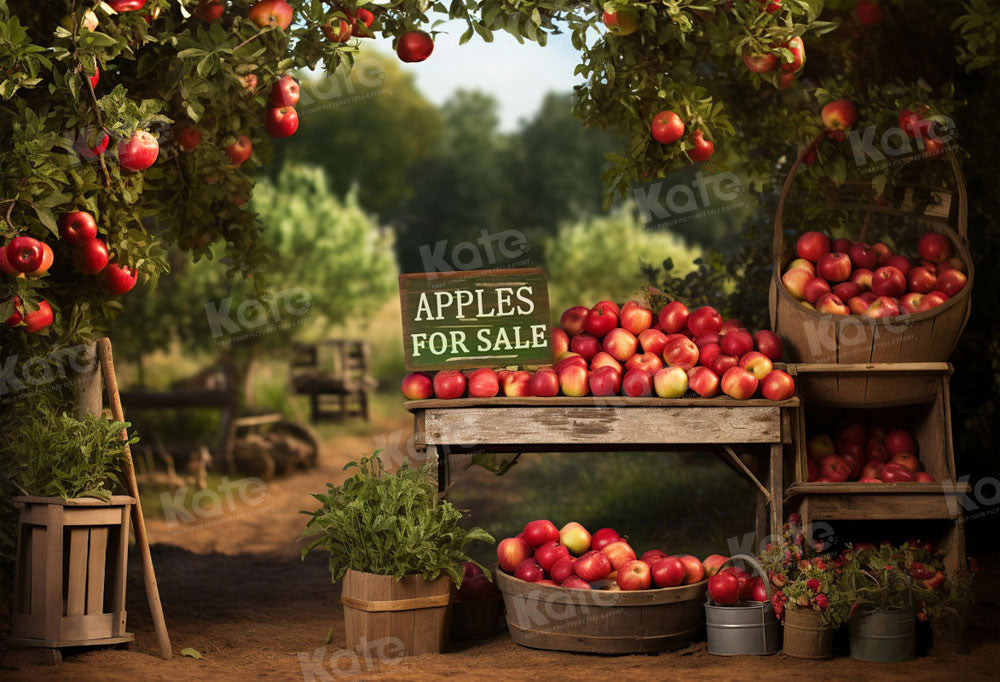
[497,569,706,654]
[10,496,135,649]
[782,607,833,659]
[340,570,452,656]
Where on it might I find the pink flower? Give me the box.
[788,512,801,526]
[815,593,829,610]
[814,558,827,571]
[794,533,804,546]
[807,578,820,591]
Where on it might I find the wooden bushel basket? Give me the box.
[496,569,706,654]
[770,149,972,406]
[10,496,135,649]
[340,570,452,656]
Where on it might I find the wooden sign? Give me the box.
[399,268,551,371]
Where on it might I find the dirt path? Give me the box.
[3,411,998,681]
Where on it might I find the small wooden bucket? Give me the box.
[782,606,833,659]
[770,147,972,405]
[497,568,706,654]
[340,570,452,656]
[10,496,135,649]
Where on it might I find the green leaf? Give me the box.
[181,648,204,660]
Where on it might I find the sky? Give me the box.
[394,20,588,132]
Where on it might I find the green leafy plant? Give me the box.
[919,557,978,623]
[301,451,494,586]
[5,403,136,501]
[841,542,918,615]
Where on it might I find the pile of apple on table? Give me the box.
[498,519,728,592]
[781,230,968,317]
[401,299,796,401]
[807,422,936,483]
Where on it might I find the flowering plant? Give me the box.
[918,557,978,623]
[841,542,922,616]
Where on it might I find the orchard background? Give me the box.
[1,0,999,647]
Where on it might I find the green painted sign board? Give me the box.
[399,268,551,371]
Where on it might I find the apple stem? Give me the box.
[76,61,113,188]
[233,27,273,53]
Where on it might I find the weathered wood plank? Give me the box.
[66,529,89,617]
[423,406,783,445]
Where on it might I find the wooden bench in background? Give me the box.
[291,340,377,422]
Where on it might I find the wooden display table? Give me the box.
[407,396,800,547]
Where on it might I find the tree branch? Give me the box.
[76,61,112,188]
[233,27,273,53]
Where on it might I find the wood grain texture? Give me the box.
[423,406,783,445]
[86,527,108,616]
[66,529,89,617]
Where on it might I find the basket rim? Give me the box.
[496,565,707,606]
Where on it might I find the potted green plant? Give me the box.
[301,451,494,656]
[841,542,919,663]
[5,405,137,649]
[919,557,977,657]
[758,514,849,659]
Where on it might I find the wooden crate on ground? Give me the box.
[10,496,135,649]
[291,340,377,422]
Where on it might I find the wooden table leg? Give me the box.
[941,514,966,574]
[768,443,784,539]
[434,446,451,494]
[751,453,767,554]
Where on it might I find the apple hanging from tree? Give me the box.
[269,75,300,107]
[22,299,54,333]
[101,262,138,296]
[194,0,226,22]
[651,110,684,144]
[117,131,159,171]
[108,0,146,12]
[742,50,778,73]
[176,125,202,152]
[72,238,110,275]
[602,9,640,37]
[686,129,714,162]
[75,128,109,161]
[6,236,45,273]
[322,18,352,42]
[27,243,53,277]
[224,135,253,166]
[821,99,858,131]
[781,36,805,73]
[265,106,299,138]
[397,31,434,63]
[248,0,293,30]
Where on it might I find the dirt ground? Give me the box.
[3,411,998,681]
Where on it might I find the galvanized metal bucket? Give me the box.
[705,554,781,656]
[849,607,916,663]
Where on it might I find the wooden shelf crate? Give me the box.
[10,496,135,649]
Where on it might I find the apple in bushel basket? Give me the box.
[591,528,622,552]
[917,291,949,312]
[618,560,652,591]
[560,305,589,335]
[918,232,952,263]
[848,242,879,269]
[815,293,850,316]
[549,557,575,583]
[523,519,560,547]
[702,554,728,576]
[514,559,545,582]
[652,557,686,587]
[677,555,706,584]
[900,293,924,315]
[864,296,899,319]
[432,370,466,399]
[850,267,875,290]
[937,269,967,297]
[786,258,816,276]
[497,537,531,572]
[641,549,667,565]
[795,231,831,262]
[781,268,812,300]
[561,576,592,590]
[400,372,433,399]
[817,252,852,282]
[601,541,637,571]
[833,281,861,302]
[708,571,740,605]
[803,277,831,304]
[872,266,907,298]
[535,541,571,572]
[560,522,591,555]
[574,550,612,582]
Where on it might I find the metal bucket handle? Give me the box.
[716,553,774,602]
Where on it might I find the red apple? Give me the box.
[74,128,110,161]
[848,293,876,315]
[699,343,722,369]
[589,366,622,397]
[397,31,434,63]
[848,242,878,269]
[662,334,699,369]
[937,269,967,297]
[833,281,862,302]
[535,541,571,572]
[269,74,300,107]
[872,242,892,263]
[194,0,226,22]
[591,528,621,552]
[815,293,850,315]
[907,266,938,294]
[720,329,754,356]
[782,268,812,300]
[817,252,853,282]
[558,365,590,397]
[601,541,637,571]
[618,560,651,591]
[938,256,967,274]
[559,522,591,555]
[551,328,570,361]
[641,550,667,565]
[550,556,575,583]
[658,301,690,333]
[468,368,499,398]
[433,370,466,399]
[117,130,159,171]
[651,110,685,144]
[248,0,293,29]
[17,299,54,333]
[761,369,795,401]
[918,232,952,263]
[678,555,706,584]
[501,370,532,396]
[556,353,588,373]
[702,555,728,577]
[653,366,688,398]
[620,300,654,335]
[602,328,639,362]
[721,366,758,400]
[638,328,669,355]
[574,550,612,582]
[838,422,867,446]
[650,557,686,587]
[602,8,641,36]
[710,354,738,377]
[884,428,915,455]
[738,352,773,380]
[802,277,832,304]
[818,454,850,482]
[821,99,858,130]
[523,519,560,547]
[560,305,590,335]
[72,237,109,274]
[807,460,818,481]
[456,573,499,601]
[570,333,601,361]
[100,262,137,295]
[401,372,433,399]
[561,576,592,590]
[265,106,298,138]
[584,305,618,337]
[497,537,532,572]
[795,231,831,262]
[225,135,253,166]
[708,572,740,605]
[917,291,949,312]
[880,462,915,482]
[622,369,653,397]
[687,306,723,336]
[753,330,784,362]
[176,125,202,151]
[889,452,920,473]
[687,366,720,398]
[841,453,863,480]
[625,352,663,373]
[590,351,623,373]
[850,268,875,291]
[515,558,545,583]
[915,472,936,483]
[744,576,768,602]
[860,461,883,480]
[864,296,900,318]
[786,258,817,276]
[865,439,890,462]
[529,370,560,397]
